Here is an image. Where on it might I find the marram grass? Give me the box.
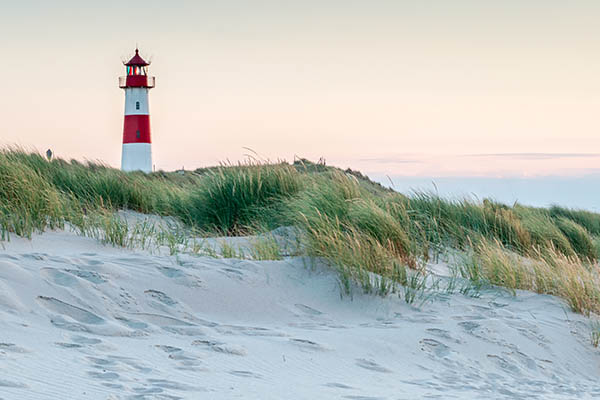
[1,148,600,317]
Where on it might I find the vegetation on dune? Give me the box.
[1,148,600,315]
[0,154,64,238]
[549,205,600,237]
[462,240,600,316]
[184,162,302,234]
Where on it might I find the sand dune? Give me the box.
[1,228,600,399]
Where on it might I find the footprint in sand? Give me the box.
[21,253,48,261]
[289,338,330,352]
[229,370,262,379]
[40,268,80,287]
[72,336,102,345]
[115,316,150,330]
[192,339,247,356]
[37,296,104,324]
[144,290,178,306]
[101,382,124,390]
[117,313,204,336]
[107,355,154,374]
[156,345,203,370]
[419,338,452,358]
[458,320,480,332]
[510,350,539,371]
[287,322,333,331]
[84,259,104,266]
[87,371,120,380]
[50,317,90,333]
[88,356,118,367]
[486,354,522,376]
[65,269,107,284]
[425,328,463,344]
[157,266,185,278]
[55,342,83,349]
[324,382,354,390]
[295,303,324,316]
[162,326,205,336]
[217,325,286,337]
[147,378,203,391]
[48,255,73,264]
[355,359,392,373]
[155,345,182,354]
[220,267,245,276]
[124,312,193,327]
[132,386,164,395]
[458,320,508,348]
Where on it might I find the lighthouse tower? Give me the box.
[119,48,155,172]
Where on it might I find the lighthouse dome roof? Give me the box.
[125,48,149,66]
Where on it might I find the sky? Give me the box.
[1,1,599,208]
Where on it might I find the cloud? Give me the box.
[357,157,424,164]
[460,153,600,161]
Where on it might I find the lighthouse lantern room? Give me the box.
[119,48,155,172]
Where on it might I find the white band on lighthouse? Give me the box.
[121,143,152,172]
[124,88,150,115]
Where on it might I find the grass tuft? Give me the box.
[185,162,302,234]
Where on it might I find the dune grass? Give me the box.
[1,148,600,316]
[461,240,600,316]
[183,162,302,234]
[0,152,65,239]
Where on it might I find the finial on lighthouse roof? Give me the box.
[125,47,149,67]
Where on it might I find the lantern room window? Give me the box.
[127,66,148,76]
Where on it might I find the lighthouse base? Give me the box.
[121,143,152,173]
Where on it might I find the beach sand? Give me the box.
[1,226,599,399]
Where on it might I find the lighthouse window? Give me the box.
[136,130,140,139]
[135,101,140,110]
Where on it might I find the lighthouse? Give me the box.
[119,48,155,172]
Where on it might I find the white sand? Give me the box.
[1,228,600,399]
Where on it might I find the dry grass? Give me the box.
[250,236,283,260]
[465,239,600,316]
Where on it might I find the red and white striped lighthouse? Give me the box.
[119,48,155,172]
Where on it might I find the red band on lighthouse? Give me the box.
[123,115,151,143]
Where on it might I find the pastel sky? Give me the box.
[1,0,599,177]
